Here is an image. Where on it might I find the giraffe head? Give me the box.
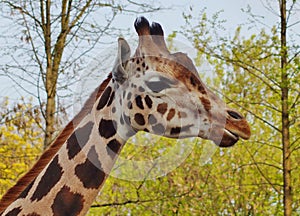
[111,17,250,147]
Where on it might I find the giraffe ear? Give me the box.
[112,38,131,84]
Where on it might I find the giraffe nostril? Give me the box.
[227,110,243,120]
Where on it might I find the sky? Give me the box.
[0,0,283,105]
[117,0,279,38]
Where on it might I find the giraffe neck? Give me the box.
[2,81,132,216]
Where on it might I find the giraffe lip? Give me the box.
[224,129,239,140]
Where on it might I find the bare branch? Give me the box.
[235,162,282,172]
[91,187,193,208]
[2,1,43,29]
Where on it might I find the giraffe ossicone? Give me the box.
[0,16,250,216]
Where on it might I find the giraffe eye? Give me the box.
[145,80,171,93]
[145,76,176,93]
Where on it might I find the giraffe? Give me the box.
[0,17,250,216]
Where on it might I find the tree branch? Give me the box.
[245,146,282,194]
[2,1,43,29]
[91,187,193,208]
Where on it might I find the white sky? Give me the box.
[0,0,286,104]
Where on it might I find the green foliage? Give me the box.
[89,136,218,215]
[182,7,300,215]
[88,6,300,215]
[0,98,43,196]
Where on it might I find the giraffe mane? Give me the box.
[0,73,112,214]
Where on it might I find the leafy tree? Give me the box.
[182,1,300,215]
[0,98,43,196]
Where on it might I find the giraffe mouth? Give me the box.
[224,129,239,140]
[217,129,240,147]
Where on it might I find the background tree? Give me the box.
[0,0,161,148]
[0,98,43,195]
[183,0,300,215]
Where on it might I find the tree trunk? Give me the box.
[43,0,68,148]
[44,64,57,149]
[43,0,55,149]
[280,1,292,215]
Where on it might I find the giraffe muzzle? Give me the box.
[217,110,251,147]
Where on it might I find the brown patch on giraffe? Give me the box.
[170,125,193,135]
[199,96,211,112]
[198,84,206,95]
[98,119,117,139]
[167,108,176,121]
[157,103,168,115]
[97,86,112,110]
[18,179,35,199]
[31,155,63,202]
[144,95,152,108]
[75,146,106,189]
[66,121,94,160]
[4,207,22,216]
[51,186,84,216]
[190,76,197,86]
[134,113,145,125]
[0,73,112,213]
[106,139,122,159]
[178,111,187,118]
[107,91,115,107]
[135,95,144,110]
[152,55,209,95]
